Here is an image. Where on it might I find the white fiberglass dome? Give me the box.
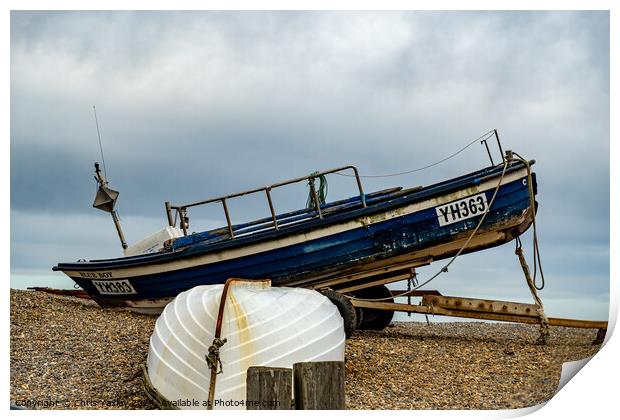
[146,280,345,409]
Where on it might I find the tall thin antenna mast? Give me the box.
[90,105,128,250]
[92,105,108,180]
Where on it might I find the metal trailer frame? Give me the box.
[312,253,607,344]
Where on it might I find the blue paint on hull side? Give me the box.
[69,175,533,303]
[55,161,531,272]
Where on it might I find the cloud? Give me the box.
[10,11,609,319]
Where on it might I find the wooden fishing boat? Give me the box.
[53,142,537,316]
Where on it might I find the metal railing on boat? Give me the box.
[163,131,510,239]
[164,165,367,238]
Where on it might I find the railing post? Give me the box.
[308,178,323,219]
[221,198,235,238]
[494,129,505,163]
[164,201,175,227]
[480,138,495,166]
[165,165,370,240]
[246,366,292,410]
[351,167,367,207]
[265,189,278,229]
[179,207,188,236]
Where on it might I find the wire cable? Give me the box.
[334,130,496,179]
[92,105,108,181]
[347,158,510,302]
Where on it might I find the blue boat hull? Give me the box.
[53,162,536,313]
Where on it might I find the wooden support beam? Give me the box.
[288,257,432,288]
[545,317,607,330]
[421,295,540,317]
[351,299,608,330]
[293,361,345,410]
[351,300,437,315]
[334,273,411,293]
[246,367,292,410]
[389,290,443,297]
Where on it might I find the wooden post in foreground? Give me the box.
[246,367,292,410]
[293,361,345,410]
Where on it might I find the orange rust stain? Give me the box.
[226,288,255,372]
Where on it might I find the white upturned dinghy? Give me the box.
[145,279,345,409]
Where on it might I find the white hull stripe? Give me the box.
[64,168,527,279]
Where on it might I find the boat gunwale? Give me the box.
[53,160,533,272]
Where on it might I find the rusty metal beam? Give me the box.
[351,299,608,330]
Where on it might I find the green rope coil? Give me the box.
[306,171,328,209]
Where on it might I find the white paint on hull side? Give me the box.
[124,298,173,314]
[62,168,528,280]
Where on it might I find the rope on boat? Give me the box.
[509,151,545,290]
[306,171,328,208]
[515,239,550,344]
[203,278,267,409]
[346,150,552,344]
[507,150,548,342]
[334,130,496,179]
[205,337,227,374]
[140,363,179,410]
[205,279,236,410]
[346,158,510,302]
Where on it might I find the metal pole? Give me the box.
[93,162,128,250]
[222,199,235,238]
[494,129,505,163]
[164,201,175,227]
[351,167,367,207]
[265,189,278,229]
[179,208,188,236]
[309,179,323,219]
[94,162,106,185]
[481,139,495,166]
[111,211,128,249]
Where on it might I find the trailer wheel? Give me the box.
[351,285,394,331]
[321,289,357,338]
[355,307,364,329]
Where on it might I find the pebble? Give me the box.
[10,289,602,409]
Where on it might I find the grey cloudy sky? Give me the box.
[10,11,609,321]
